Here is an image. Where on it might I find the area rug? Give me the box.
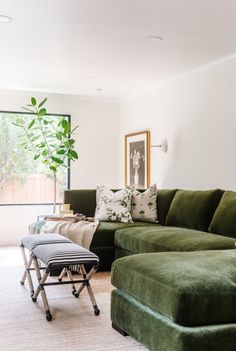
[0,247,148,351]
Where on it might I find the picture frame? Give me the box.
[125,130,150,189]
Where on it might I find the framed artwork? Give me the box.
[125,130,150,189]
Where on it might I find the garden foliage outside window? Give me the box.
[0,112,69,205]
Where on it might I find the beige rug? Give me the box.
[0,247,148,351]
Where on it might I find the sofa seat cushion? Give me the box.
[90,221,154,248]
[165,189,223,231]
[209,190,236,238]
[114,225,236,253]
[111,250,236,326]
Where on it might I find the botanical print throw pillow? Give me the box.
[131,184,158,223]
[95,186,133,223]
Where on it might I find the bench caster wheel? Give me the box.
[73,291,79,298]
[94,307,100,316]
[46,311,52,321]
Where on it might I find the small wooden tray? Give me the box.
[43,215,95,223]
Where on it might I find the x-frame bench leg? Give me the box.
[32,256,52,321]
[73,264,100,316]
[20,246,35,296]
[27,258,100,321]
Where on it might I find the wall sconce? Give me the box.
[151,138,168,153]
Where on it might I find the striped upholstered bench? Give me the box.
[20,234,100,321]
[20,234,72,296]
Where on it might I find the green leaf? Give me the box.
[34,154,40,160]
[68,139,75,145]
[31,135,40,142]
[58,118,63,127]
[57,149,66,154]
[28,119,35,129]
[38,98,47,108]
[62,119,68,128]
[51,156,63,164]
[50,165,57,172]
[38,108,46,117]
[56,133,62,140]
[42,149,48,156]
[43,120,48,125]
[31,97,37,106]
[69,149,78,159]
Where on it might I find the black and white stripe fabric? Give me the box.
[21,234,72,250]
[32,243,99,269]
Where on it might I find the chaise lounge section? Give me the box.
[111,250,236,351]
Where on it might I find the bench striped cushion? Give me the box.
[32,243,99,268]
[21,234,71,250]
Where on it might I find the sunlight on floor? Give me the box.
[0,246,28,266]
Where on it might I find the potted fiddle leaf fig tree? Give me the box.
[13,97,78,213]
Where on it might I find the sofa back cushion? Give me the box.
[64,188,146,218]
[157,189,178,225]
[165,189,223,232]
[209,190,236,238]
[64,189,97,216]
[64,188,176,223]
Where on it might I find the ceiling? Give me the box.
[0,0,236,99]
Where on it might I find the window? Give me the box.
[0,111,70,205]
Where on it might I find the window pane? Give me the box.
[0,112,69,205]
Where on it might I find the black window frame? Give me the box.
[0,110,71,206]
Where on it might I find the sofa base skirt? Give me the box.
[111,289,236,351]
[90,247,115,271]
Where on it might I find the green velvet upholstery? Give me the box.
[112,250,236,326]
[64,189,97,216]
[90,221,153,270]
[115,247,134,259]
[91,221,153,248]
[166,189,223,231]
[115,225,235,254]
[111,289,236,351]
[209,191,236,238]
[89,247,115,271]
[157,188,177,225]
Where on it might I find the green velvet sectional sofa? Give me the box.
[32,188,236,350]
[65,188,236,351]
[63,188,236,266]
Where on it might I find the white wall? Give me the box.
[3,55,236,245]
[0,91,119,245]
[119,57,236,191]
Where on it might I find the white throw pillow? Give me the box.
[131,184,158,223]
[95,186,133,223]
